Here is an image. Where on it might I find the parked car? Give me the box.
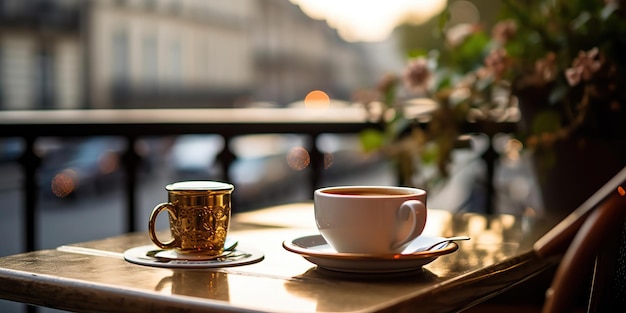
[0,138,23,163]
[169,134,224,181]
[38,137,126,199]
[169,133,312,211]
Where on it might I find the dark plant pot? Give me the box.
[515,83,626,218]
[530,137,626,219]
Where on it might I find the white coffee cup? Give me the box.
[314,185,427,254]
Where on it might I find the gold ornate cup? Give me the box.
[148,181,234,255]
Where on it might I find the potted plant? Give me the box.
[357,0,626,216]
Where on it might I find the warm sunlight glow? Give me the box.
[304,90,330,109]
[290,0,447,42]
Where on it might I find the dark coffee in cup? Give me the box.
[320,187,412,196]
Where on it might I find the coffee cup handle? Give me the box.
[148,202,178,249]
[391,199,427,251]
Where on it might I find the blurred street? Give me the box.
[0,134,543,256]
[0,135,392,254]
[0,133,541,313]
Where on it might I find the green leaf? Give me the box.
[505,39,524,58]
[437,9,450,34]
[455,32,490,71]
[359,128,385,152]
[420,143,439,165]
[407,49,428,59]
[436,71,453,91]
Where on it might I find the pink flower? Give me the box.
[491,19,517,45]
[403,57,431,92]
[565,48,602,86]
[484,48,509,80]
[534,52,558,83]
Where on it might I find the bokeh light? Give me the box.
[304,90,330,109]
[504,139,523,161]
[324,152,334,169]
[98,151,119,174]
[287,146,311,170]
[51,169,78,198]
[290,0,446,42]
[447,1,480,25]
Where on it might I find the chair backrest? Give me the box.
[533,166,626,313]
[588,216,626,312]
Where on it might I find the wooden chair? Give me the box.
[534,166,626,313]
[465,166,626,313]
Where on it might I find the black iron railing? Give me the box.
[0,108,516,253]
[0,108,378,252]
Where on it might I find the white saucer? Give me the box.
[124,244,264,269]
[282,234,459,273]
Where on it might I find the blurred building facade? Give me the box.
[0,0,385,110]
[0,0,81,110]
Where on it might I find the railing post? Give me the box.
[122,136,139,232]
[18,136,40,252]
[481,135,498,215]
[309,133,322,195]
[217,135,236,185]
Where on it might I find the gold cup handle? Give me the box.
[154,276,173,292]
[148,202,178,249]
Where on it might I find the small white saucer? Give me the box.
[282,234,459,273]
[124,244,264,269]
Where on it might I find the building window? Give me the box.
[35,49,55,109]
[111,29,130,105]
[168,40,182,88]
[141,35,158,91]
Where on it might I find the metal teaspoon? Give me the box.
[411,236,471,253]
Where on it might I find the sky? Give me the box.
[289,0,447,42]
